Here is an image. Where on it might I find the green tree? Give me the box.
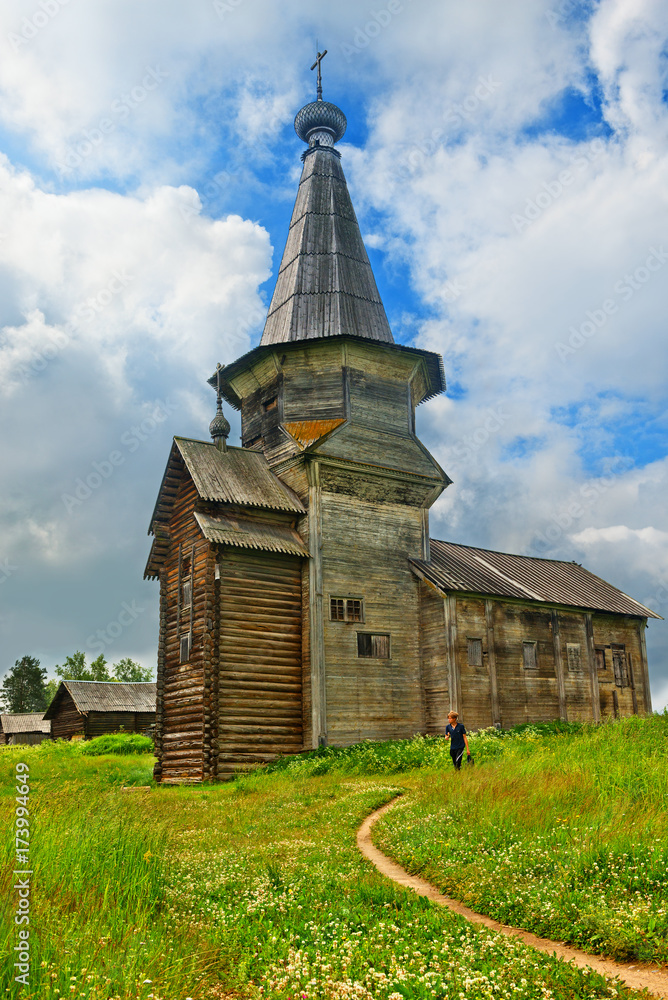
[55,652,111,682]
[111,658,153,682]
[1,656,48,713]
[44,678,59,707]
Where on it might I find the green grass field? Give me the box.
[1,717,666,1000]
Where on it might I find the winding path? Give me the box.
[357,798,668,999]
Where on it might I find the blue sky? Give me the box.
[0,0,666,709]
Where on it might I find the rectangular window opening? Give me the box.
[522,641,537,669]
[181,578,192,608]
[612,644,628,688]
[263,396,278,412]
[595,648,606,671]
[330,596,364,622]
[467,638,483,667]
[566,642,582,673]
[179,633,191,664]
[357,632,390,659]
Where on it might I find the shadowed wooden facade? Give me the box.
[145,85,659,783]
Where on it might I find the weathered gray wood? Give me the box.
[584,614,601,723]
[551,610,568,722]
[486,600,501,727]
[638,620,652,714]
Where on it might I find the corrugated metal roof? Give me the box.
[174,439,305,513]
[195,511,309,557]
[44,681,157,717]
[411,539,661,619]
[1,713,51,734]
[260,148,394,346]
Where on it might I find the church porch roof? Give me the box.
[194,510,308,557]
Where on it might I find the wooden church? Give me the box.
[145,63,658,783]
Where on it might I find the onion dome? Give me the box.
[209,403,230,444]
[210,362,230,448]
[294,100,347,148]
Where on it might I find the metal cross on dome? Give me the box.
[311,48,327,101]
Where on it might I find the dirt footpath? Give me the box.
[357,799,668,999]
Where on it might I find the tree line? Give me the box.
[1,653,154,714]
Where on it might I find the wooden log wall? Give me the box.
[160,475,209,784]
[85,712,155,738]
[153,570,167,781]
[217,549,303,778]
[50,690,85,740]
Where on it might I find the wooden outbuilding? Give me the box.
[44,681,156,740]
[0,713,51,745]
[145,77,660,784]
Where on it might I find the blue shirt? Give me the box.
[445,722,467,750]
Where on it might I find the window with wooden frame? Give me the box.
[467,638,483,667]
[181,578,192,608]
[330,597,364,622]
[263,396,278,412]
[612,644,628,688]
[179,633,191,664]
[566,642,583,673]
[522,640,537,669]
[357,633,390,659]
[595,647,606,671]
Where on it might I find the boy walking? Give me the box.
[445,711,470,770]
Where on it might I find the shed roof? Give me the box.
[44,681,157,718]
[1,713,51,734]
[411,539,661,619]
[260,147,394,346]
[194,510,308,557]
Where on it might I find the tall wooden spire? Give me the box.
[260,82,393,347]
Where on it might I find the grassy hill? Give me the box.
[1,717,665,1000]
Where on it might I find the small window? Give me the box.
[522,641,537,669]
[179,633,191,664]
[182,578,192,608]
[263,396,278,412]
[612,645,628,688]
[330,597,364,622]
[357,633,390,659]
[595,648,606,671]
[566,643,582,673]
[467,638,483,667]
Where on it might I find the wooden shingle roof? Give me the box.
[0,713,51,734]
[173,439,304,512]
[194,511,308,557]
[411,539,661,619]
[260,147,394,346]
[44,681,156,718]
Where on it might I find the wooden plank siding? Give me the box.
[424,590,650,733]
[418,580,449,733]
[319,491,425,745]
[216,549,303,777]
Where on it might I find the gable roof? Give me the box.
[411,539,661,619]
[148,437,305,532]
[1,713,51,734]
[260,147,394,346]
[44,681,156,718]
